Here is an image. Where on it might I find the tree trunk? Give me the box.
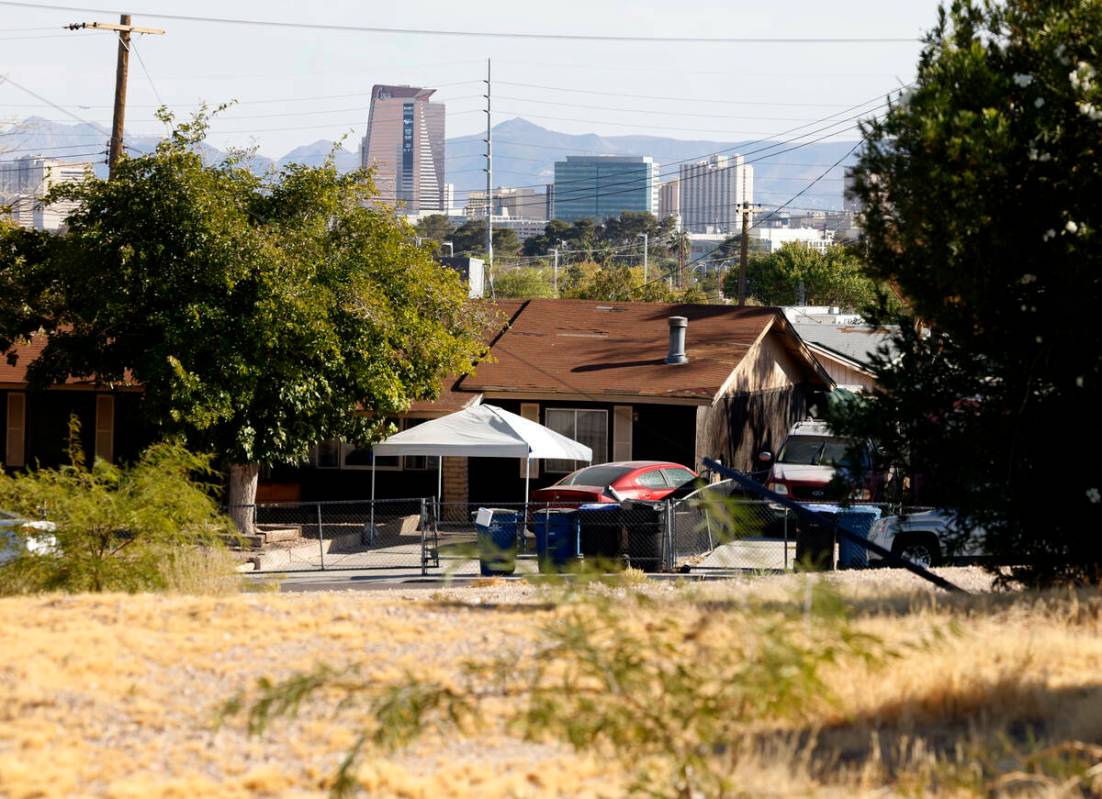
[228,463,260,535]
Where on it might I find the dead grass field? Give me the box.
[1,568,1101,798]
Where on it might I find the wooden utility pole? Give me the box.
[737,202,751,306]
[67,16,165,178]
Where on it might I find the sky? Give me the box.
[1,0,944,158]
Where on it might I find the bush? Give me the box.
[0,426,237,594]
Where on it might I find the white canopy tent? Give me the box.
[369,404,593,516]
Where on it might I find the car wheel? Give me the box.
[893,534,939,568]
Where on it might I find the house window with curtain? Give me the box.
[544,408,607,473]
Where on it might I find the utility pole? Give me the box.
[551,247,559,295]
[483,58,493,293]
[638,232,648,283]
[678,233,686,288]
[737,202,751,306]
[68,17,165,179]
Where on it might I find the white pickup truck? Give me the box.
[867,510,986,568]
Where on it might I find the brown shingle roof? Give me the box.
[457,299,785,402]
[407,300,525,414]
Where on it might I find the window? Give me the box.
[311,420,437,472]
[5,393,25,468]
[314,439,341,469]
[636,470,668,489]
[544,408,607,473]
[344,440,394,470]
[660,467,697,489]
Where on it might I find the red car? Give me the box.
[530,461,700,506]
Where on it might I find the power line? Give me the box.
[0,3,922,43]
[497,80,888,108]
[0,74,104,128]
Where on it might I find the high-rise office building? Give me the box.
[678,154,753,234]
[552,155,659,222]
[658,179,681,226]
[360,85,445,212]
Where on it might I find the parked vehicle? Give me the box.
[530,461,700,507]
[867,510,986,568]
[0,510,57,566]
[761,420,881,502]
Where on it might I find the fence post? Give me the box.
[420,497,428,577]
[664,499,674,572]
[316,503,326,571]
[783,507,790,571]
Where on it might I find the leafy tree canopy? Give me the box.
[825,0,1102,585]
[2,110,490,517]
[722,243,886,311]
[451,220,521,256]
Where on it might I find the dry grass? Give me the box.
[1,572,1101,797]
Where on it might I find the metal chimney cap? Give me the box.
[666,315,689,365]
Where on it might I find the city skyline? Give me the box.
[0,0,939,158]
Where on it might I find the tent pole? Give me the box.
[524,454,531,552]
[437,455,443,519]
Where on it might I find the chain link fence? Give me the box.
[228,492,932,577]
[228,499,432,573]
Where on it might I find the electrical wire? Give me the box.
[0,3,922,44]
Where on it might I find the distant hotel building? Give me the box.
[0,155,93,232]
[552,155,658,222]
[360,85,446,212]
[464,186,544,220]
[658,180,680,227]
[678,154,753,234]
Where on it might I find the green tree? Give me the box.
[492,268,556,299]
[723,244,882,310]
[451,220,521,256]
[825,0,1102,585]
[413,214,454,249]
[5,111,487,532]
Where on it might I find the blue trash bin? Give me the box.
[836,506,882,569]
[532,508,581,573]
[475,507,519,576]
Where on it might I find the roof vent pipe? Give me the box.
[666,316,689,365]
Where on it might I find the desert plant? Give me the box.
[227,583,889,798]
[0,420,236,594]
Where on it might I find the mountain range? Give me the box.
[2,116,857,211]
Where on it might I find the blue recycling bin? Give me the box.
[532,508,581,573]
[475,508,519,576]
[836,506,882,569]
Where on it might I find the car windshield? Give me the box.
[558,465,634,487]
[778,437,867,468]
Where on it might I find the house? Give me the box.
[0,336,146,471]
[783,306,897,392]
[2,300,835,508]
[267,299,834,505]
